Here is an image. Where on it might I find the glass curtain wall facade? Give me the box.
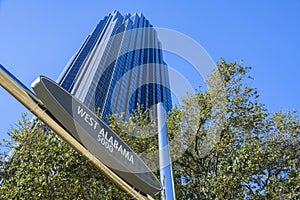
[57,10,172,121]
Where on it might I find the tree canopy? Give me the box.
[1,59,299,199]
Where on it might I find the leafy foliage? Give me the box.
[172,59,300,199]
[1,59,299,199]
[0,117,131,199]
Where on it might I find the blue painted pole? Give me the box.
[157,102,176,200]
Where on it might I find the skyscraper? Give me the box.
[57,10,172,121]
[0,11,175,196]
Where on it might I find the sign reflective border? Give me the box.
[32,76,161,196]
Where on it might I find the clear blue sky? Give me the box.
[1,1,299,140]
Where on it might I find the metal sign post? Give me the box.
[157,102,176,200]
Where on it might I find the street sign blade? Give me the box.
[32,76,161,195]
